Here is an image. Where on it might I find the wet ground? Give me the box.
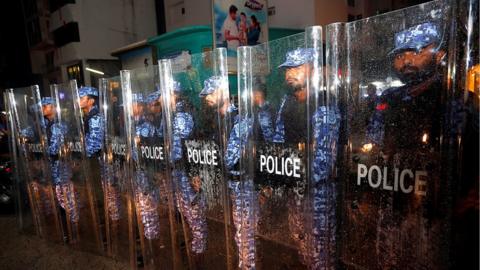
[0,214,130,270]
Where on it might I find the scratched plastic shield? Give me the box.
[4,92,36,233]
[325,0,477,268]
[50,81,104,253]
[121,66,183,269]
[237,26,329,269]
[449,1,479,268]
[159,48,234,269]
[5,86,63,242]
[99,76,136,268]
[5,88,40,236]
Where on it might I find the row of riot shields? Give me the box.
[5,0,478,269]
[5,81,133,265]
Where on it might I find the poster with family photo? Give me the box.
[212,0,269,71]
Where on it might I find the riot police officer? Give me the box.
[275,47,336,268]
[200,76,273,269]
[311,103,340,269]
[364,22,449,269]
[78,86,112,228]
[41,97,79,225]
[145,82,197,241]
[224,79,276,269]
[162,81,202,256]
[23,102,53,219]
[203,73,276,269]
[274,48,314,144]
[366,22,446,152]
[78,86,104,158]
[130,92,162,240]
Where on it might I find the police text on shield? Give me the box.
[357,163,427,196]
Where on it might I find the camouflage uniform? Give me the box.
[42,97,79,223]
[276,48,339,268]
[21,104,52,216]
[225,108,256,269]
[364,23,449,269]
[225,100,277,269]
[166,82,205,254]
[311,106,340,269]
[79,87,122,222]
[131,93,162,240]
[78,87,104,158]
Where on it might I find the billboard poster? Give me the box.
[213,0,269,71]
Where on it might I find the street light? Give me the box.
[86,67,105,75]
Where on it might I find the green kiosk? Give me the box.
[147,25,302,95]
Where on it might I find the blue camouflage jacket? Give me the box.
[225,103,275,175]
[84,106,104,158]
[43,117,70,185]
[172,101,194,161]
[312,106,340,182]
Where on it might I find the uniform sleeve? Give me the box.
[272,96,287,143]
[312,107,340,182]
[20,126,34,139]
[48,123,64,156]
[173,112,194,139]
[86,115,104,157]
[258,103,275,142]
[137,122,154,138]
[225,117,252,172]
[171,112,194,161]
[156,120,164,138]
[365,103,385,146]
[311,106,340,266]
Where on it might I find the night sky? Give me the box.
[0,1,37,110]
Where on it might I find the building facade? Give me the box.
[23,0,157,91]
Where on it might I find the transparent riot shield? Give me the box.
[50,81,103,253]
[99,77,136,268]
[325,1,474,268]
[159,48,234,269]
[121,66,182,270]
[305,26,339,270]
[4,91,36,234]
[237,27,329,269]
[446,0,479,268]
[5,86,63,241]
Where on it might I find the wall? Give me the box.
[315,0,348,26]
[49,0,157,65]
[163,0,316,32]
[164,0,212,32]
[268,0,315,28]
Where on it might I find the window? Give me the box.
[66,63,83,86]
[347,0,355,7]
[52,22,80,47]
